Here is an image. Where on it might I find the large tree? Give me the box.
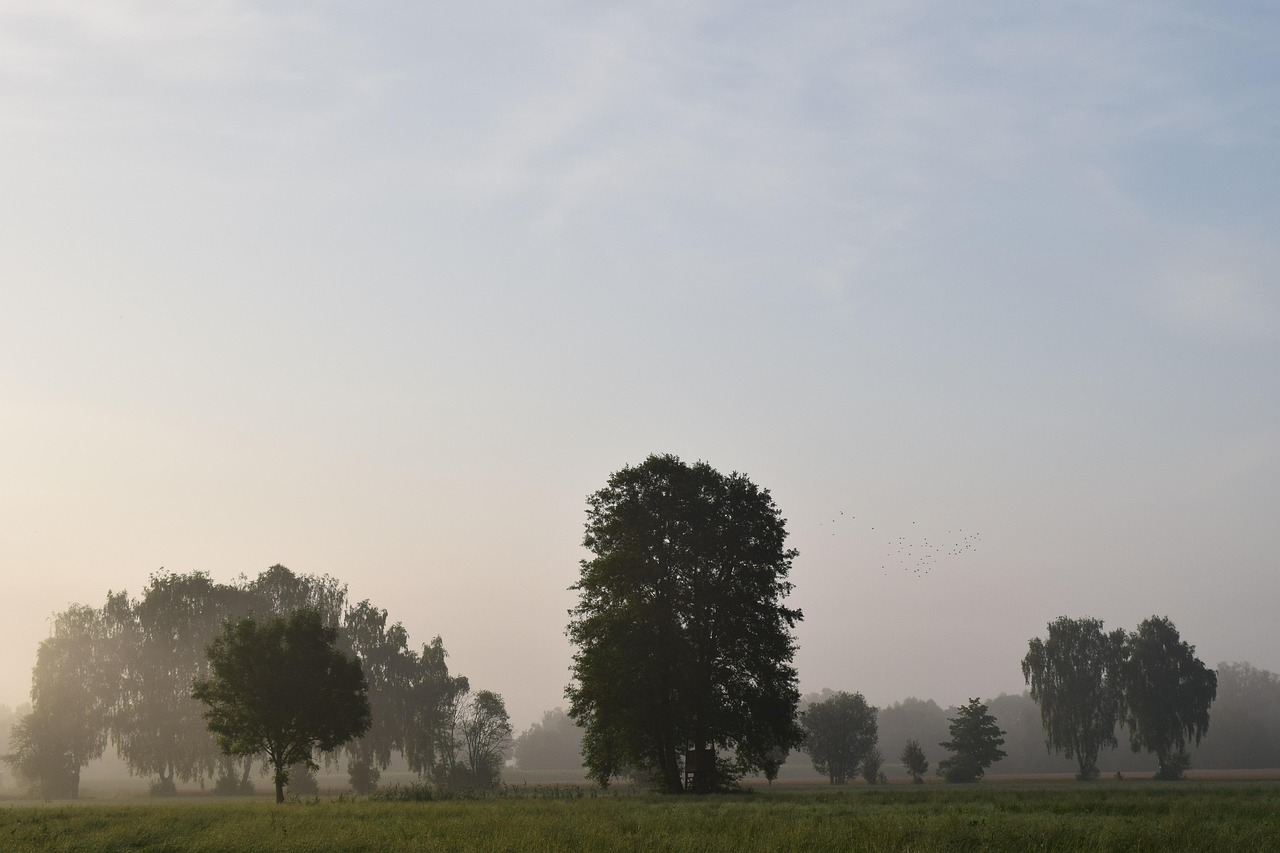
[799,691,878,785]
[1123,616,1217,780]
[567,454,803,793]
[192,608,371,803]
[938,698,1007,782]
[1021,616,1128,780]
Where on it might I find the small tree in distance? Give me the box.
[938,698,1006,783]
[192,609,371,803]
[900,738,929,784]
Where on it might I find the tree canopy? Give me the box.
[1123,616,1217,779]
[1022,616,1127,780]
[192,608,371,803]
[566,454,803,792]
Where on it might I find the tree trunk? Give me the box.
[273,762,286,804]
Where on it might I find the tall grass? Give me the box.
[1,781,1277,851]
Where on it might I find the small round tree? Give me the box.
[900,738,929,784]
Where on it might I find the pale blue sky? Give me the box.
[2,1,1277,730]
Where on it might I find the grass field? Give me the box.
[2,781,1278,852]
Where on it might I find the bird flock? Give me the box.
[818,511,982,578]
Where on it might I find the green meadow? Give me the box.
[2,781,1278,852]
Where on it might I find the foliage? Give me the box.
[938,698,1007,782]
[799,691,878,785]
[514,708,586,773]
[900,738,929,783]
[1123,616,1217,780]
[567,454,803,793]
[1021,616,1127,781]
[192,608,371,803]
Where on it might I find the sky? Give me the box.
[2,1,1278,733]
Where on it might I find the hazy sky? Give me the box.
[2,2,1277,732]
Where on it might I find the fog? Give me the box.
[2,0,1277,780]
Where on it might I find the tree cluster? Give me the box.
[3,565,508,799]
[1023,615,1217,780]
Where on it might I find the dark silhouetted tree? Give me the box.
[900,738,929,783]
[1022,616,1127,781]
[192,608,371,803]
[938,698,1006,782]
[1123,616,1216,780]
[567,454,803,793]
[799,691,878,785]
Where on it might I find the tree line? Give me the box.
[2,565,511,799]
[4,453,1271,798]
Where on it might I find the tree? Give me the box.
[799,691,878,785]
[566,454,803,793]
[938,698,1006,782]
[514,708,586,774]
[448,689,513,789]
[341,601,419,793]
[860,747,885,784]
[402,636,469,782]
[111,572,252,794]
[1123,616,1216,780]
[1021,616,1127,781]
[3,604,121,798]
[900,738,929,783]
[192,608,371,803]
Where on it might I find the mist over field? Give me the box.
[1,0,1276,789]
